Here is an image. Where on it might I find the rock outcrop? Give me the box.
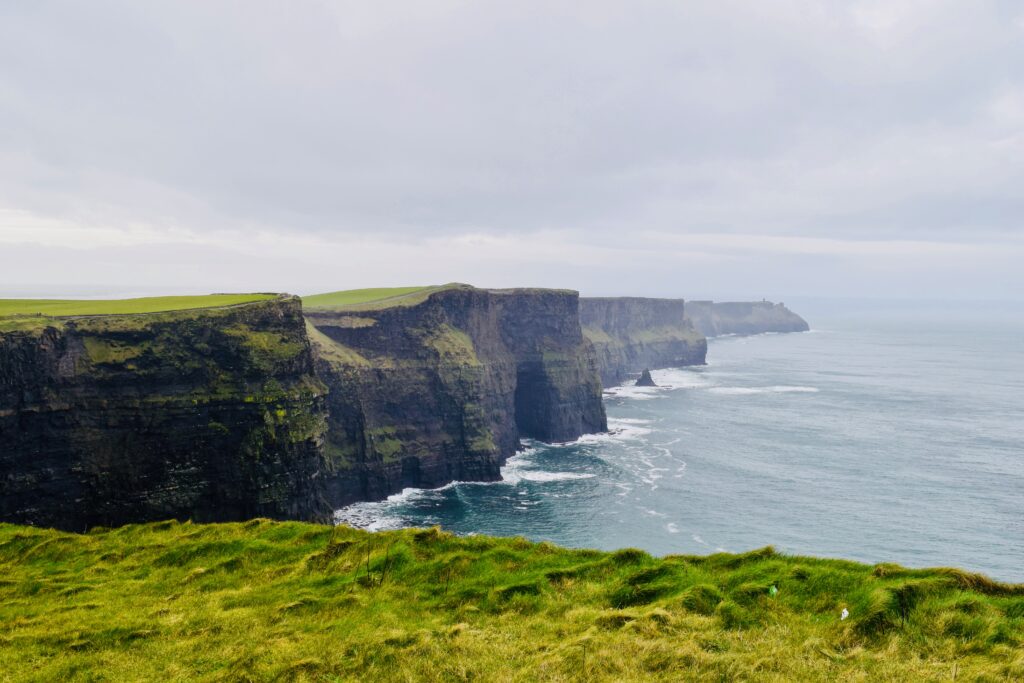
[305,285,607,507]
[685,301,809,337]
[579,297,707,386]
[0,296,331,531]
[636,369,656,387]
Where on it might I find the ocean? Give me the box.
[335,307,1024,582]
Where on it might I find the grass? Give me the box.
[2,522,1022,681]
[0,294,277,319]
[302,284,471,311]
[304,321,372,367]
[302,287,434,309]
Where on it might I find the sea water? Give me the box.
[336,306,1024,582]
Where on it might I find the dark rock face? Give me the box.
[0,297,331,531]
[685,301,810,337]
[1,286,613,526]
[579,297,707,386]
[636,369,656,387]
[305,286,607,507]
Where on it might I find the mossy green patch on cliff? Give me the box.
[419,323,480,365]
[1,522,1022,682]
[628,325,704,344]
[82,336,151,365]
[304,321,372,367]
[0,294,276,319]
[324,439,361,470]
[222,326,305,370]
[584,325,703,347]
[0,315,64,333]
[367,426,405,462]
[469,431,498,453]
[582,326,615,344]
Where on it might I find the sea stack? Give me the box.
[636,368,657,387]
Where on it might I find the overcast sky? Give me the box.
[1,1,1021,301]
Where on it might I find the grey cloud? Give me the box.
[0,1,1022,300]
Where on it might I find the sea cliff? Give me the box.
[304,285,607,506]
[685,300,809,337]
[0,286,610,526]
[579,297,707,386]
[0,295,330,531]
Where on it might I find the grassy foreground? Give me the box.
[2,522,1022,682]
[0,294,276,319]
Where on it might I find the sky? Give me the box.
[0,1,1021,301]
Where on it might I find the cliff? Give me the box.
[685,300,810,337]
[579,297,707,386]
[304,284,607,506]
[0,295,331,530]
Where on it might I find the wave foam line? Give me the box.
[708,385,819,395]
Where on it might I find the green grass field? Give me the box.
[0,294,277,319]
[302,285,465,311]
[2,521,1021,681]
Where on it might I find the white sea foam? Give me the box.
[666,522,680,534]
[650,368,712,389]
[708,385,819,395]
[603,385,664,400]
[604,368,710,399]
[575,417,652,444]
[334,499,421,531]
[692,534,707,545]
[499,451,596,485]
[515,470,596,483]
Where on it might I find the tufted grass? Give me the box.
[1,521,1022,681]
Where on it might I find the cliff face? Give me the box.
[579,297,707,386]
[685,301,809,337]
[305,286,606,506]
[0,296,330,530]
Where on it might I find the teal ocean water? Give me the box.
[336,309,1024,582]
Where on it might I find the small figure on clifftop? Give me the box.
[636,369,657,387]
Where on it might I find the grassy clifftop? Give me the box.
[0,294,279,332]
[302,285,456,311]
[2,522,1021,681]
[0,293,276,318]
